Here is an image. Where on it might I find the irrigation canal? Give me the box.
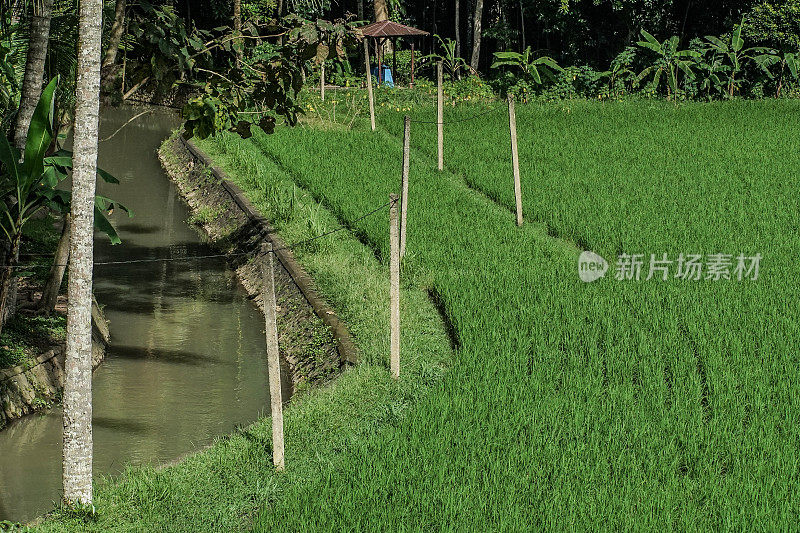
[0,105,286,523]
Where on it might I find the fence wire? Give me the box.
[407,101,507,125]
[4,201,392,270]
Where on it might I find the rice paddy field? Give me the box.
[202,99,799,529]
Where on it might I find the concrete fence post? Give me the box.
[261,242,285,470]
[400,116,410,259]
[320,63,325,102]
[507,94,523,226]
[389,194,400,378]
[364,40,376,131]
[437,60,444,171]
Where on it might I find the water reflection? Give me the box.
[0,105,281,523]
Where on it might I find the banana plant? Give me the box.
[421,35,470,81]
[635,30,701,99]
[0,78,129,332]
[704,18,778,98]
[600,46,637,97]
[755,50,798,98]
[696,47,731,99]
[491,46,562,85]
[777,52,799,97]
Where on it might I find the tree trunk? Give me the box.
[36,214,70,314]
[373,0,391,54]
[0,232,22,338]
[10,0,55,325]
[233,0,242,61]
[373,0,388,22]
[14,0,54,151]
[519,0,525,51]
[277,0,284,45]
[101,0,126,70]
[470,0,484,72]
[455,0,461,59]
[358,0,364,20]
[466,0,473,58]
[63,0,102,507]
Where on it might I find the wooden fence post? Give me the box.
[507,94,523,226]
[389,194,400,378]
[400,115,410,259]
[320,63,325,102]
[261,242,285,470]
[437,60,444,171]
[364,39,376,131]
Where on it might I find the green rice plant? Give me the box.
[37,99,800,531]
[233,100,800,530]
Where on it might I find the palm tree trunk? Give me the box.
[470,0,484,72]
[455,0,461,59]
[466,0,473,56]
[277,0,284,45]
[13,0,55,151]
[63,0,103,507]
[0,232,22,338]
[101,0,126,70]
[36,214,70,314]
[233,0,242,61]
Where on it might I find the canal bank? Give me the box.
[29,119,452,532]
[0,106,289,523]
[158,134,352,392]
[0,299,109,428]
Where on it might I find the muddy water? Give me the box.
[0,106,285,523]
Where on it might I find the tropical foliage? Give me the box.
[421,35,470,81]
[491,46,561,85]
[634,30,700,98]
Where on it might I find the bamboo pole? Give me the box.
[320,63,325,102]
[400,116,410,259]
[389,194,400,378]
[410,41,416,87]
[437,60,444,171]
[364,39,375,131]
[262,242,285,470]
[507,94,523,226]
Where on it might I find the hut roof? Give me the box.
[360,20,429,38]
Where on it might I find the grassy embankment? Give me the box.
[30,129,451,531]
[37,98,800,530]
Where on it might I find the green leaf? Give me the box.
[22,77,58,182]
[41,166,58,188]
[531,66,542,85]
[534,56,562,71]
[640,30,660,46]
[0,135,20,185]
[637,40,663,53]
[96,167,119,184]
[732,19,744,52]
[786,54,798,79]
[94,205,121,245]
[705,35,728,52]
[493,51,523,61]
[43,155,72,168]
